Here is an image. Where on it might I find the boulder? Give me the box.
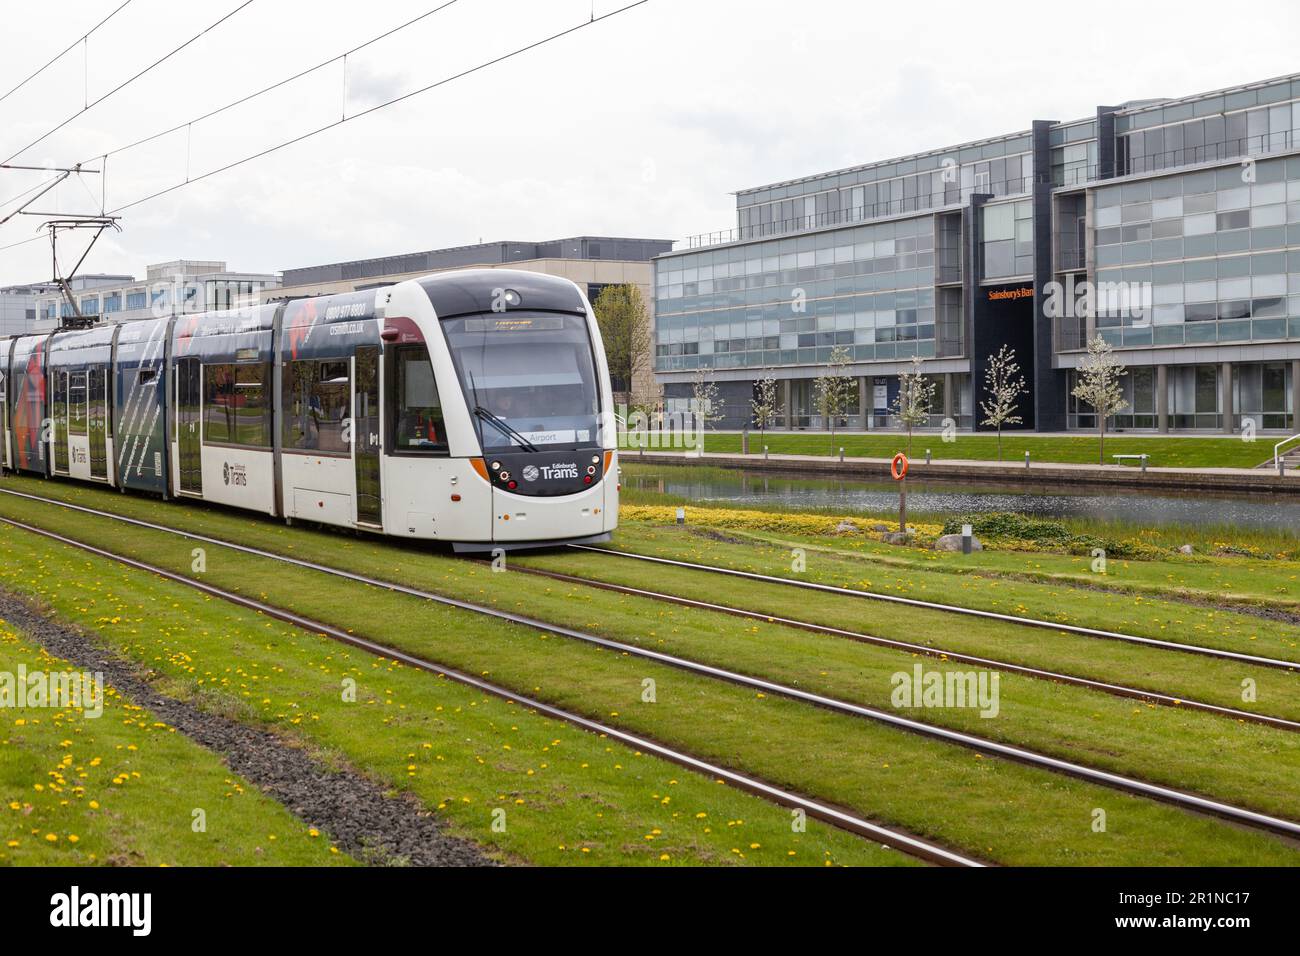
[881,531,914,545]
[934,533,983,552]
[834,520,858,534]
[1178,544,1194,555]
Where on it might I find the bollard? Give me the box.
[925,448,932,465]
[839,446,844,462]
[1024,451,1031,469]
[676,507,686,526]
[764,444,769,460]
[1279,456,1286,478]
[961,523,973,555]
[1141,454,1148,475]
[742,427,749,456]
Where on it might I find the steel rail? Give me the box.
[1,489,1297,840]
[507,565,1300,733]
[571,545,1300,672]
[0,512,980,868]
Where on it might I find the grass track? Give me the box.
[0,484,1295,863]
[0,528,913,867]
[595,523,1300,666]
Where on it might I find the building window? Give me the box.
[126,291,147,310]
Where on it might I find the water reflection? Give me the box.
[625,465,1300,531]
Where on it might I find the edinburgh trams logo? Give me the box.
[222,462,247,486]
[540,462,578,480]
[521,465,540,482]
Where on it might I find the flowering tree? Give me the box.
[979,344,1027,461]
[751,368,778,441]
[1071,334,1128,464]
[894,355,937,456]
[690,366,725,430]
[814,346,857,455]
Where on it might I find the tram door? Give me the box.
[176,358,203,494]
[88,367,108,479]
[0,369,7,471]
[354,346,382,526]
[52,368,69,475]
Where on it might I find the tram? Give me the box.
[0,269,619,550]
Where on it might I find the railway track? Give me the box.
[2,487,1298,842]
[573,545,1300,672]
[0,511,980,868]
[506,564,1300,733]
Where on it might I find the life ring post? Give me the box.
[891,453,909,533]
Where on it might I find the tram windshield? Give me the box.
[441,312,601,450]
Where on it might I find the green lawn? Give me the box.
[624,431,1281,469]
[0,482,1296,864]
[0,620,348,867]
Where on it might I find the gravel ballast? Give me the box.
[0,588,492,867]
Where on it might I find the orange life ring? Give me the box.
[891,453,909,480]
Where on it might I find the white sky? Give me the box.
[2,0,1298,286]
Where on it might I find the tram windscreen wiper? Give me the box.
[474,405,539,453]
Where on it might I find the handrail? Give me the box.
[1274,433,1300,470]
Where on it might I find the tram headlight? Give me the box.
[586,465,596,475]
[591,455,600,464]
[499,470,510,482]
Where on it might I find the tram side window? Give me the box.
[284,359,351,453]
[68,372,88,436]
[392,346,448,454]
[203,362,272,447]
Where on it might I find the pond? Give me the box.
[621,463,1300,532]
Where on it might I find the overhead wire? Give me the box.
[0,0,137,109]
[2,0,260,165]
[107,0,649,214]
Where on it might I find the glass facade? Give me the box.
[656,216,937,373]
[981,200,1034,280]
[735,139,1031,241]
[1092,156,1300,348]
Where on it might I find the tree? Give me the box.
[751,368,778,442]
[690,366,725,431]
[979,344,1027,462]
[1071,334,1128,464]
[592,284,651,400]
[814,346,857,455]
[894,355,937,456]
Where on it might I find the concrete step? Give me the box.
[1257,447,1300,470]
